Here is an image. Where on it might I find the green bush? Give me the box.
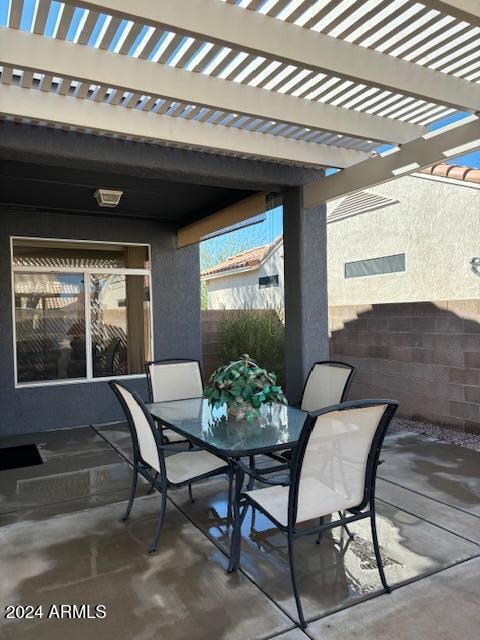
[216,310,285,388]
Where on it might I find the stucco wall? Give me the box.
[328,174,480,306]
[0,209,201,436]
[205,174,480,309]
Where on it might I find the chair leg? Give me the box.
[250,505,257,533]
[122,464,138,522]
[147,472,158,495]
[247,455,255,490]
[148,488,167,554]
[227,464,245,573]
[316,516,325,544]
[338,511,354,540]
[230,503,249,572]
[287,533,307,628]
[370,511,391,593]
[227,470,234,522]
[188,482,195,503]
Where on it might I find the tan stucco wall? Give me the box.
[328,174,480,305]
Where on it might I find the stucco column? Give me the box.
[283,186,329,403]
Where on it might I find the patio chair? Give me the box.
[253,360,356,481]
[110,381,232,554]
[231,398,398,628]
[301,360,355,411]
[145,358,203,444]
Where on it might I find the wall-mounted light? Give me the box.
[470,257,480,277]
[94,189,123,208]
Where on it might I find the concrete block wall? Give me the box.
[202,309,226,380]
[330,300,480,434]
[202,300,480,434]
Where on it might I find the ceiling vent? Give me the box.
[94,189,123,208]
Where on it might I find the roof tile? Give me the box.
[420,163,480,184]
[201,244,270,277]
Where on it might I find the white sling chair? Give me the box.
[230,398,398,628]
[110,381,232,554]
[301,360,355,411]
[145,359,203,444]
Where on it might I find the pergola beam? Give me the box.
[303,116,480,207]
[0,29,424,145]
[178,193,266,248]
[0,84,369,168]
[421,1,480,26]
[67,0,480,112]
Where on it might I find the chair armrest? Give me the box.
[236,460,290,487]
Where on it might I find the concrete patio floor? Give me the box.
[0,424,478,639]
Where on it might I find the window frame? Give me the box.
[258,274,279,288]
[10,236,154,388]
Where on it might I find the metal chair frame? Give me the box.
[230,398,398,628]
[110,381,233,554]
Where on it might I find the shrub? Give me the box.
[216,309,285,388]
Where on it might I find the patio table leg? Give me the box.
[227,461,245,573]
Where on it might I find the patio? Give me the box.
[0,1,479,638]
[0,422,478,639]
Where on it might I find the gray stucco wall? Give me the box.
[0,209,201,436]
[283,186,329,403]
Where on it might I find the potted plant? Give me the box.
[204,354,287,423]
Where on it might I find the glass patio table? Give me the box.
[147,397,307,571]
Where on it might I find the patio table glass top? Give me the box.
[148,398,307,457]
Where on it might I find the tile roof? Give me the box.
[420,164,480,184]
[201,244,271,277]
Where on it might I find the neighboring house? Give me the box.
[202,235,284,309]
[201,164,480,309]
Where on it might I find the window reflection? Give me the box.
[13,240,149,270]
[12,239,151,385]
[90,274,151,377]
[14,273,86,382]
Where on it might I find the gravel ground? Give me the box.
[391,417,480,453]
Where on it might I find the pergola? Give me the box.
[1,0,479,400]
[1,1,480,216]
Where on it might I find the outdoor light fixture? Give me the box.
[94,189,123,208]
[471,258,480,277]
